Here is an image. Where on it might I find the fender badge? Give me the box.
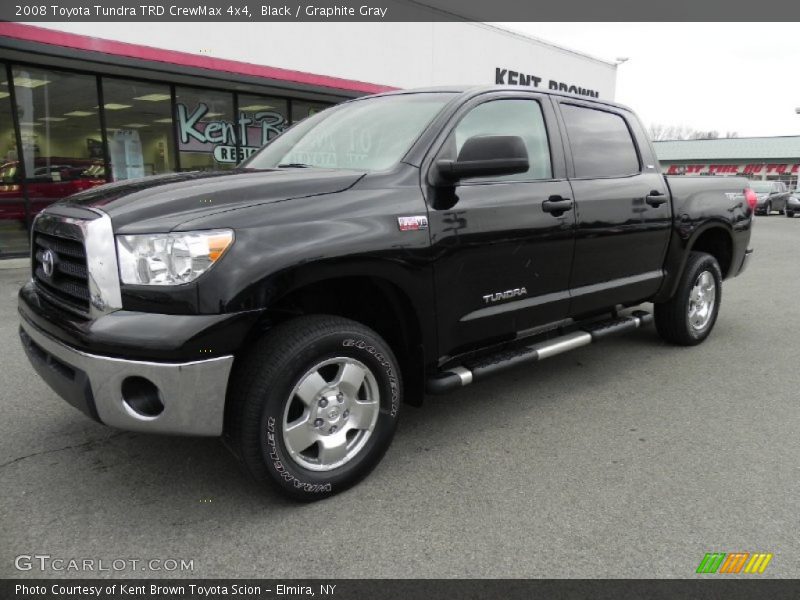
[397,215,428,231]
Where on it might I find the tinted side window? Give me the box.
[561,104,640,178]
[444,99,552,181]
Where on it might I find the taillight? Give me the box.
[744,188,758,210]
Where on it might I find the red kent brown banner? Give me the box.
[666,163,800,175]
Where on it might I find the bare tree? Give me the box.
[647,123,667,141]
[647,124,693,141]
[689,130,720,140]
[647,124,739,141]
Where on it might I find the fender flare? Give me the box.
[654,220,734,303]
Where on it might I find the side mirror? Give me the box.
[433,135,529,185]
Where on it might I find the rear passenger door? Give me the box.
[556,100,672,316]
[426,93,576,358]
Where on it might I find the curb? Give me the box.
[0,258,29,270]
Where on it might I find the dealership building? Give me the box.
[653,136,800,189]
[0,21,617,257]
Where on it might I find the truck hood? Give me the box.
[58,168,365,233]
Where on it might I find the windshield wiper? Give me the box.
[277,163,313,169]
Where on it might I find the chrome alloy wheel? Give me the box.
[281,357,380,471]
[688,271,716,331]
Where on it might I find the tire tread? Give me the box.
[225,315,399,500]
[654,251,722,346]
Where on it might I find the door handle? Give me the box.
[543,196,574,214]
[645,190,668,208]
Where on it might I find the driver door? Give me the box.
[426,94,576,359]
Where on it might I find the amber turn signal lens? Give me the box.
[207,232,234,262]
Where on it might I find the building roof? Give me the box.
[653,136,800,161]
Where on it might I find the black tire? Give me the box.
[787,211,795,218]
[654,251,722,346]
[225,315,402,501]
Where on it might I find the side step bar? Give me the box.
[426,310,653,394]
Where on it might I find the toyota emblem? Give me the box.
[41,249,55,278]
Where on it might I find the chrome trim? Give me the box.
[34,208,122,319]
[450,366,473,386]
[569,270,663,299]
[29,212,41,279]
[20,316,233,436]
[531,331,592,360]
[84,210,122,316]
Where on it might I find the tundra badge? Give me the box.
[483,288,528,304]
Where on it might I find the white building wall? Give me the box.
[33,22,617,99]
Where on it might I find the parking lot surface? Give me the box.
[1,216,799,578]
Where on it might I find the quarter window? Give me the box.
[561,104,640,178]
[445,99,552,181]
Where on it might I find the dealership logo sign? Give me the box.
[495,67,600,99]
[177,103,286,163]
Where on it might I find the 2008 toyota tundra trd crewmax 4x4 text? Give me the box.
[18,87,755,500]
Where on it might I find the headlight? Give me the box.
[116,229,234,285]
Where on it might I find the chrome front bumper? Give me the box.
[20,316,234,436]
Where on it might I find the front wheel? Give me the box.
[655,251,722,346]
[225,315,402,501]
[787,210,795,218]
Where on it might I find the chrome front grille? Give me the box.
[33,228,91,316]
[31,209,122,320]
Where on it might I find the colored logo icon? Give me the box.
[696,552,773,574]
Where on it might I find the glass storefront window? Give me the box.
[0,63,347,258]
[237,94,288,161]
[1,66,30,256]
[174,87,234,171]
[12,66,106,223]
[291,99,333,124]
[102,78,175,180]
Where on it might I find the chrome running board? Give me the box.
[426,310,653,394]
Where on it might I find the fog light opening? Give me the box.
[121,376,164,418]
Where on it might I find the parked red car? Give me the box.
[0,158,106,221]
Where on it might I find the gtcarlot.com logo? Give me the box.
[15,554,194,573]
[696,552,773,574]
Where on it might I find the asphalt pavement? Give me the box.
[1,216,799,578]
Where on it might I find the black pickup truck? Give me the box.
[18,87,755,500]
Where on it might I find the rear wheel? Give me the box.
[226,315,402,501]
[655,251,722,346]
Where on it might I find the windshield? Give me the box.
[749,181,774,193]
[243,93,455,172]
